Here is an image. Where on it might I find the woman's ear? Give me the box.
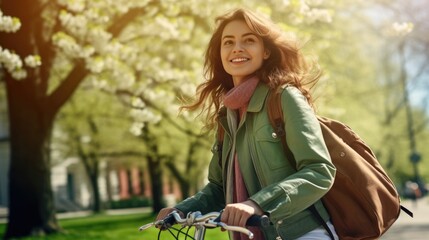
[263,49,271,59]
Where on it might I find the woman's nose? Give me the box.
[232,43,244,53]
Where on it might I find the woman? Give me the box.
[156,8,338,240]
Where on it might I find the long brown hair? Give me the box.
[181,8,321,131]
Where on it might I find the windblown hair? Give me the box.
[181,8,322,131]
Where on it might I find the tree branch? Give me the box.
[47,59,88,116]
[164,160,186,185]
[99,151,145,158]
[107,1,157,38]
[114,89,208,140]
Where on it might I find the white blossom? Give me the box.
[80,135,91,143]
[52,31,82,58]
[129,122,144,136]
[84,8,109,24]
[155,16,180,39]
[299,0,332,23]
[24,55,42,68]
[306,0,325,6]
[102,56,117,70]
[0,10,21,32]
[59,10,88,39]
[306,8,332,23]
[131,97,146,108]
[89,75,108,89]
[0,47,23,73]
[11,69,27,80]
[87,27,112,53]
[130,108,161,124]
[282,0,291,6]
[385,22,414,37]
[80,45,95,58]
[180,83,196,95]
[86,56,105,73]
[116,71,135,89]
[57,0,86,13]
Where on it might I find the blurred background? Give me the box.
[0,0,428,239]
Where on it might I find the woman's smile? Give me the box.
[230,57,250,63]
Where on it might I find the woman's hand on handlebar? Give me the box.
[221,200,264,228]
[155,207,184,224]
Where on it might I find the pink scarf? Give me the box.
[223,76,260,110]
[223,76,264,240]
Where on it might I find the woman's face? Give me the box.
[220,20,269,86]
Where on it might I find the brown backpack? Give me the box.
[266,90,413,239]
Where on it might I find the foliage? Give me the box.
[109,197,151,210]
[0,213,229,240]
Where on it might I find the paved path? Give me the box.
[381,197,429,240]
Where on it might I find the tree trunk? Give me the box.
[138,168,146,196]
[1,8,85,240]
[4,79,61,238]
[141,125,165,213]
[79,151,102,213]
[147,156,164,213]
[179,182,191,200]
[89,171,102,213]
[164,161,191,200]
[0,1,84,238]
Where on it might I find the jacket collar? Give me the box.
[247,82,270,113]
[218,82,270,135]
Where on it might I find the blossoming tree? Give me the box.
[0,0,223,237]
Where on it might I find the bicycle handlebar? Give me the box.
[212,210,271,227]
[138,211,271,239]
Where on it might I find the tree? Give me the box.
[1,1,69,236]
[54,86,137,213]
[371,0,429,187]
[165,136,209,200]
[0,1,225,237]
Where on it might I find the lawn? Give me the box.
[0,213,229,240]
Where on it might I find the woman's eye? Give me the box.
[223,40,233,46]
[245,38,256,43]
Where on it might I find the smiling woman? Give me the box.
[154,8,337,240]
[220,20,270,86]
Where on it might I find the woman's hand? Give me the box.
[220,200,263,227]
[155,207,184,222]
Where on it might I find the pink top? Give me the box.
[232,107,264,240]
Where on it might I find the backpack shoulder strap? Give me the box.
[267,89,296,170]
[267,89,335,240]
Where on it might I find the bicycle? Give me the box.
[139,210,270,240]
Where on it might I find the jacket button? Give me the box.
[340,152,345,157]
[272,132,278,138]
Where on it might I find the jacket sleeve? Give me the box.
[249,87,336,223]
[174,141,226,215]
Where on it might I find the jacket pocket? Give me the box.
[254,124,288,170]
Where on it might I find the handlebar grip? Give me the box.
[246,215,271,227]
[159,213,176,230]
[214,213,271,228]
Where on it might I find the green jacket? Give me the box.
[175,83,336,239]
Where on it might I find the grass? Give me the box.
[0,212,229,240]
